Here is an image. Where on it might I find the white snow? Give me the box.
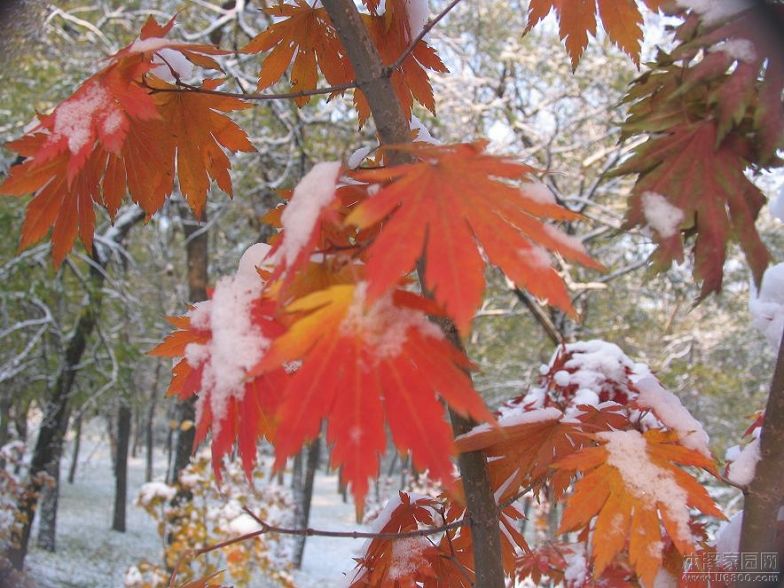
[339,282,444,359]
[542,224,588,255]
[227,513,264,536]
[769,184,784,222]
[185,249,270,432]
[563,545,588,586]
[347,145,374,169]
[727,437,760,486]
[101,109,125,135]
[53,82,112,153]
[150,47,195,82]
[136,481,176,505]
[634,375,712,458]
[404,0,429,39]
[460,406,563,439]
[598,430,693,545]
[520,181,556,204]
[388,536,430,580]
[641,191,683,239]
[710,38,757,63]
[677,0,751,26]
[749,262,784,349]
[561,340,647,392]
[410,115,439,144]
[714,510,742,557]
[129,37,184,54]
[518,245,551,268]
[274,162,342,267]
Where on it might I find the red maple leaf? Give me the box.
[348,142,602,335]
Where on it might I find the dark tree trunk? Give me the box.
[169,208,208,485]
[293,437,320,568]
[106,414,117,474]
[131,405,141,459]
[113,403,132,532]
[738,330,784,587]
[36,452,61,552]
[4,209,143,570]
[0,394,11,469]
[145,362,161,483]
[67,414,82,484]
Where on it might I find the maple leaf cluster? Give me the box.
[152,139,598,512]
[345,341,724,586]
[0,17,254,265]
[613,3,784,297]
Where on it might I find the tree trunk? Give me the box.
[293,437,320,568]
[67,414,82,484]
[113,403,131,532]
[0,394,11,469]
[131,405,141,459]
[36,452,61,552]
[4,208,143,570]
[738,330,784,587]
[169,208,208,485]
[145,362,161,483]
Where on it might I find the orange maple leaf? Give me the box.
[554,429,724,587]
[348,142,602,335]
[243,0,352,106]
[525,0,663,68]
[252,282,493,512]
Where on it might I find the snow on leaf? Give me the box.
[616,122,769,298]
[349,492,442,587]
[348,142,602,335]
[555,429,724,587]
[151,246,287,480]
[251,282,492,513]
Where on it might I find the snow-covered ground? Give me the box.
[23,433,368,587]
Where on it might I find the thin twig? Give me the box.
[387,0,466,72]
[147,78,357,101]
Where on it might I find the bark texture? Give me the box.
[112,403,132,532]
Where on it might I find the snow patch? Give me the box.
[710,38,757,63]
[53,82,112,153]
[749,262,784,349]
[274,162,342,267]
[388,536,430,580]
[411,115,439,144]
[563,545,588,586]
[404,0,429,39]
[641,192,683,239]
[520,181,555,204]
[634,375,711,458]
[151,47,195,82]
[185,250,269,432]
[727,437,760,486]
[137,481,176,505]
[347,145,374,169]
[714,510,742,557]
[339,282,443,359]
[598,430,693,544]
[129,37,184,54]
[677,0,751,26]
[769,184,784,222]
